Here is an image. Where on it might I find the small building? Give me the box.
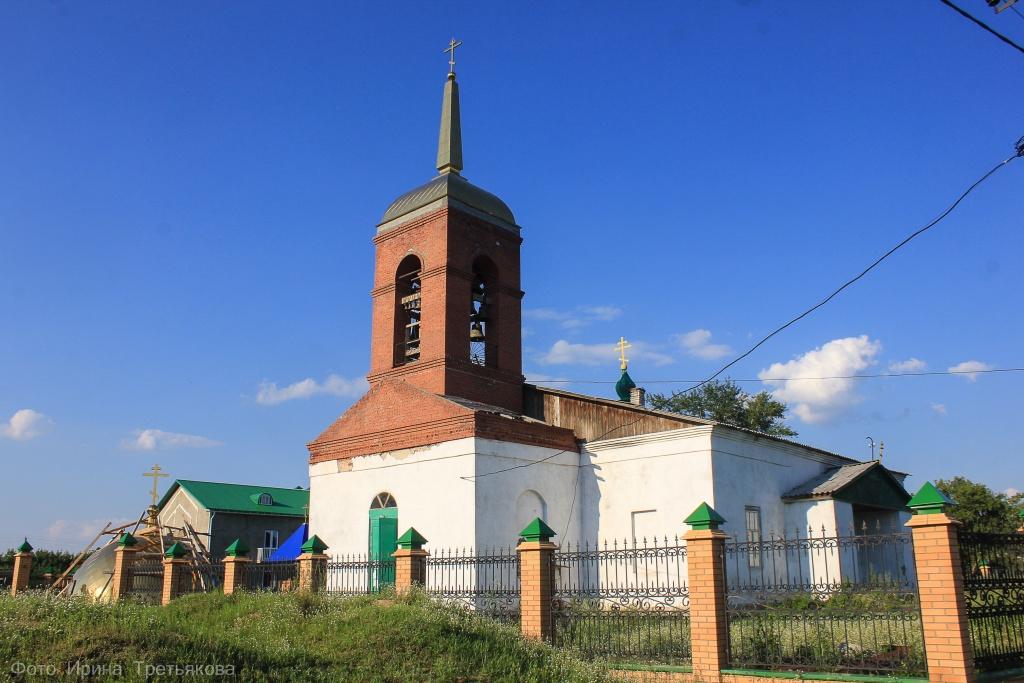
[157,480,309,560]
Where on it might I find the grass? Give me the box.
[0,589,611,682]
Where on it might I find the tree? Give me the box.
[648,379,798,437]
[935,477,1024,534]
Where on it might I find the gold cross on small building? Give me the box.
[143,463,169,507]
[444,38,463,75]
[617,336,632,371]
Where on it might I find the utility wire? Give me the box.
[938,0,1024,54]
[681,138,1024,398]
[528,367,1024,385]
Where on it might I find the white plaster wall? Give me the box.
[579,427,715,543]
[710,430,844,539]
[474,438,582,550]
[309,438,478,556]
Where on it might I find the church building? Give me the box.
[307,49,911,569]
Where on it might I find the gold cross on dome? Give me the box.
[444,38,463,75]
[617,336,632,371]
[144,463,169,507]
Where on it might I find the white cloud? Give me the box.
[256,374,368,405]
[121,429,222,451]
[47,518,113,545]
[524,371,570,388]
[759,335,882,423]
[948,360,993,382]
[539,339,674,367]
[676,329,733,360]
[931,403,948,415]
[523,305,623,330]
[889,358,927,373]
[1005,488,1020,498]
[1,409,50,441]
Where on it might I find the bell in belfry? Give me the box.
[470,321,486,341]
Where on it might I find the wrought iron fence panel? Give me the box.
[325,555,395,595]
[551,537,690,665]
[724,528,925,676]
[238,560,299,592]
[424,546,520,624]
[125,560,164,603]
[960,531,1024,672]
[179,561,224,594]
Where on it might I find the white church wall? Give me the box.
[580,427,716,543]
[474,438,582,549]
[308,438,479,556]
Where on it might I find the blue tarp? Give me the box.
[268,522,308,561]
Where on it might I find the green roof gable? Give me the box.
[157,480,309,518]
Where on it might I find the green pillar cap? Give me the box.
[519,517,556,542]
[165,542,187,558]
[17,538,33,553]
[300,535,328,554]
[907,481,955,515]
[685,502,726,530]
[224,538,249,557]
[117,532,138,548]
[396,527,428,550]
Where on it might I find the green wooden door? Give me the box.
[368,508,397,590]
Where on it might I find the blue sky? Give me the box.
[1,2,1021,551]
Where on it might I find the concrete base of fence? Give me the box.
[611,667,929,683]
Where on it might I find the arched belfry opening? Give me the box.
[394,255,422,366]
[469,255,498,367]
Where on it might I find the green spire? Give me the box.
[117,532,138,548]
[165,542,187,559]
[519,517,556,543]
[224,538,249,557]
[16,538,32,553]
[685,502,726,531]
[436,67,463,175]
[907,481,955,515]
[615,369,637,402]
[300,535,328,554]
[397,527,428,550]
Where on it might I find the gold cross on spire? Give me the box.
[143,463,169,507]
[617,336,632,371]
[444,38,463,75]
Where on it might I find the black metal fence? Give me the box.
[237,560,299,592]
[551,537,690,665]
[173,560,224,594]
[960,531,1024,672]
[324,555,395,595]
[724,528,925,676]
[125,560,164,603]
[425,546,520,624]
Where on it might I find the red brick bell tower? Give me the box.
[307,47,578,466]
[366,60,524,413]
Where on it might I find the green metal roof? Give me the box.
[158,480,309,518]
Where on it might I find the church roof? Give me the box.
[380,172,515,226]
[782,460,910,509]
[379,66,515,228]
[157,480,309,518]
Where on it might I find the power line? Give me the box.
[938,0,1024,54]
[680,138,1024,397]
[527,367,1024,385]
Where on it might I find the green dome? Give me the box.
[615,369,636,402]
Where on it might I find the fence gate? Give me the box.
[960,531,1024,672]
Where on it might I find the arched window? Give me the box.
[516,490,547,532]
[369,492,397,509]
[394,255,422,366]
[257,493,273,506]
[469,256,498,367]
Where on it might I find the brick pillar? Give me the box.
[297,534,329,592]
[393,527,428,594]
[10,539,33,596]
[160,542,189,606]
[684,502,729,683]
[223,538,250,595]
[110,533,139,601]
[906,482,976,683]
[516,517,557,641]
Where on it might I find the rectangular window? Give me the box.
[745,506,762,568]
[264,529,279,549]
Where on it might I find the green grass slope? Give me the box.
[0,590,610,682]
